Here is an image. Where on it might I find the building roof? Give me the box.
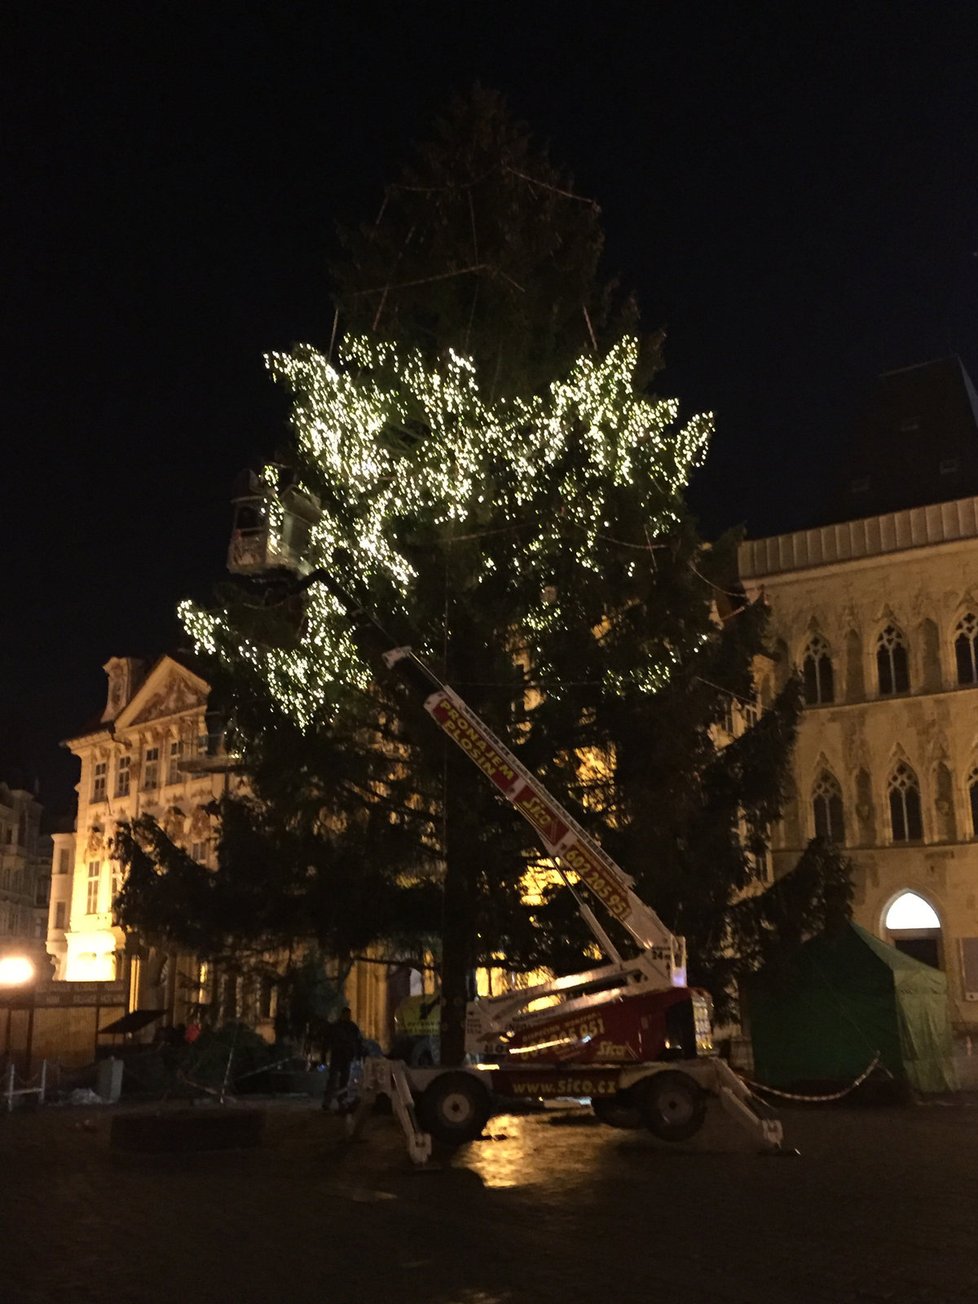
[739,494,978,580]
[819,356,978,527]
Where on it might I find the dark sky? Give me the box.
[3,3,978,814]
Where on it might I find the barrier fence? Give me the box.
[3,1060,47,1111]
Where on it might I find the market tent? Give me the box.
[747,922,956,1093]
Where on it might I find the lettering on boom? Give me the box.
[560,841,630,922]
[512,787,569,848]
[426,694,518,793]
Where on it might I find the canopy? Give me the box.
[748,923,956,1093]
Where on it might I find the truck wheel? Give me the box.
[636,1071,706,1142]
[417,1072,491,1146]
[591,1093,642,1129]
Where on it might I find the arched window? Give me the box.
[888,761,923,842]
[954,613,978,686]
[884,891,942,969]
[802,634,834,705]
[969,764,978,837]
[885,892,940,930]
[812,771,845,843]
[877,625,910,695]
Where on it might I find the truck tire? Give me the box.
[591,1093,642,1129]
[416,1072,492,1146]
[636,1070,706,1142]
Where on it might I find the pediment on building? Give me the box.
[115,656,209,730]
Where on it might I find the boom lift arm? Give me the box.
[227,490,785,1156]
[289,565,686,973]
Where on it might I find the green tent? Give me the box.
[748,922,956,1093]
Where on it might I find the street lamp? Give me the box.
[0,954,37,1078]
[0,955,35,987]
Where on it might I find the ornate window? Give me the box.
[91,761,107,803]
[812,771,845,843]
[740,691,759,729]
[969,765,978,837]
[143,746,159,791]
[86,861,101,915]
[876,625,910,696]
[167,739,184,785]
[802,634,834,705]
[888,761,923,842]
[115,755,131,799]
[955,613,978,686]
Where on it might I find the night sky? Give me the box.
[4,3,977,814]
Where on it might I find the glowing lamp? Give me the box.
[0,955,36,987]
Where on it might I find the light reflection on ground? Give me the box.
[456,1106,597,1188]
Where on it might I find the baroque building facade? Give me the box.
[740,497,978,1035]
[0,779,49,969]
[47,655,227,1018]
[46,654,393,1042]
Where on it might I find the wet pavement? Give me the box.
[3,1094,978,1303]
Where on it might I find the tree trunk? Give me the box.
[438,765,479,1066]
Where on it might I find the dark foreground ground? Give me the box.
[3,1092,977,1304]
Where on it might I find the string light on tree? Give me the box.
[181,335,713,727]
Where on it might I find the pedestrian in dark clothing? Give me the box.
[322,1006,363,1110]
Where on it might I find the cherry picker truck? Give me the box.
[227,472,785,1164]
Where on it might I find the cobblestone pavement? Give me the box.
[3,1094,978,1304]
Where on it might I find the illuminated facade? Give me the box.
[739,358,978,1046]
[46,654,396,1042]
[0,780,49,969]
[47,655,227,1011]
[740,497,978,1035]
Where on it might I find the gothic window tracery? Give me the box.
[812,770,845,843]
[969,764,978,837]
[888,760,923,842]
[954,613,978,686]
[876,624,910,696]
[803,633,834,705]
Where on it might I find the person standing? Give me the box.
[322,1006,363,1110]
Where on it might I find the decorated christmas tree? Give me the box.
[118,91,849,1057]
